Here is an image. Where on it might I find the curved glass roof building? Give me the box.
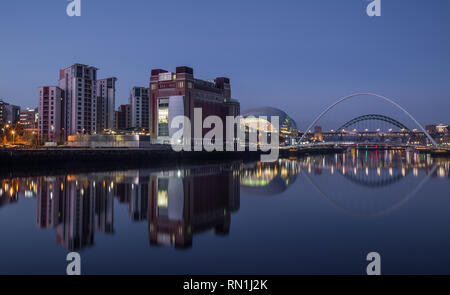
[241,107,298,142]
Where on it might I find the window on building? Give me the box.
[157,179,169,217]
[158,102,169,137]
[76,66,83,78]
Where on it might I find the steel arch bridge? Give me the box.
[298,92,438,146]
[337,114,410,132]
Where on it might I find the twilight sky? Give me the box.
[0,0,449,130]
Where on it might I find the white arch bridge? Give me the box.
[290,93,450,152]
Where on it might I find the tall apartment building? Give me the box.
[129,87,149,130]
[38,86,64,142]
[149,66,240,142]
[59,64,98,136]
[96,77,117,132]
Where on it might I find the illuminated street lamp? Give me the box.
[50,124,56,142]
[11,130,15,144]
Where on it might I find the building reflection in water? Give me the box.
[0,178,36,201]
[149,163,240,248]
[36,175,113,250]
[0,162,240,251]
[0,151,448,251]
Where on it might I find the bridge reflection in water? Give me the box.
[297,150,447,217]
[0,150,448,252]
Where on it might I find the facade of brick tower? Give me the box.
[149,66,240,143]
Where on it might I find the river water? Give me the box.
[0,150,449,274]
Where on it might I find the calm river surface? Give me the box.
[0,150,449,274]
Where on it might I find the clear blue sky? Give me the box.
[0,0,449,129]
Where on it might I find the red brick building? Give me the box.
[114,104,131,130]
[149,66,240,142]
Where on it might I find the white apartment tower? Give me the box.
[96,77,117,132]
[129,87,149,130]
[38,86,64,142]
[59,64,98,136]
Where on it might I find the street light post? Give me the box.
[51,125,55,142]
[11,130,15,145]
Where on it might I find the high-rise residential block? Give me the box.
[96,77,117,132]
[38,86,64,142]
[59,64,98,136]
[129,87,149,130]
[114,104,132,130]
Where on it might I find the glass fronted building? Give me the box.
[241,107,299,145]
